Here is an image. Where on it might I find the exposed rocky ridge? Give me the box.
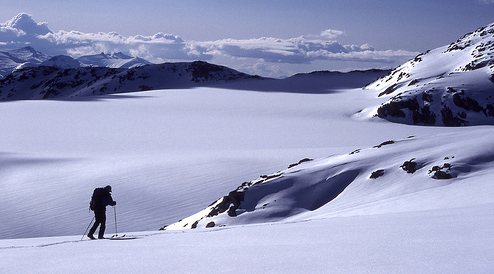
[366,22,494,126]
[0,61,260,100]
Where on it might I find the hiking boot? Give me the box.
[98,236,106,239]
[87,234,95,240]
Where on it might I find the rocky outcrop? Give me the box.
[367,22,494,126]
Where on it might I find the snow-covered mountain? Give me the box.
[0,46,51,78]
[40,55,81,69]
[0,58,392,100]
[0,47,153,78]
[0,61,260,100]
[159,23,494,230]
[365,22,494,126]
[77,52,152,68]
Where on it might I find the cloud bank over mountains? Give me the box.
[0,13,417,77]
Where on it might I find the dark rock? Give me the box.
[409,79,420,86]
[207,190,245,218]
[370,170,385,179]
[401,159,418,174]
[432,170,453,179]
[288,158,313,169]
[191,221,199,229]
[374,140,395,148]
[441,106,467,126]
[412,105,436,125]
[429,166,441,173]
[378,83,399,97]
[206,222,215,228]
[422,92,433,102]
[428,163,453,179]
[378,96,437,125]
[485,104,494,117]
[453,93,483,112]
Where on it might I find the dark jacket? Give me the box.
[90,188,115,211]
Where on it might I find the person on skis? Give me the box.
[88,185,116,239]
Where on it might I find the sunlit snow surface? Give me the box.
[1,87,493,272]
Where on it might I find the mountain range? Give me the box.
[0,46,391,100]
[0,46,151,78]
[0,61,260,100]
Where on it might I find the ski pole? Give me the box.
[113,205,118,237]
[82,216,95,241]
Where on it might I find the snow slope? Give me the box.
[366,22,494,126]
[166,127,494,230]
[0,86,463,239]
[0,86,493,273]
[2,204,493,273]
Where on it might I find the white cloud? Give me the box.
[0,13,204,62]
[0,13,418,76]
[479,0,494,3]
[191,36,415,65]
[320,29,345,39]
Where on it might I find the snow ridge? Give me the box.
[0,61,259,100]
[163,133,494,230]
[366,22,494,126]
[77,52,152,68]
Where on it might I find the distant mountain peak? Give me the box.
[77,51,152,68]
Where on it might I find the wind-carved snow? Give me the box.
[365,22,494,126]
[164,131,494,230]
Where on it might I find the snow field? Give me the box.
[1,86,494,273]
[1,203,493,273]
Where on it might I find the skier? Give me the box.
[88,185,116,239]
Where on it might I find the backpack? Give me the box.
[89,188,104,211]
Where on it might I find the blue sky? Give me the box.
[1,0,494,77]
